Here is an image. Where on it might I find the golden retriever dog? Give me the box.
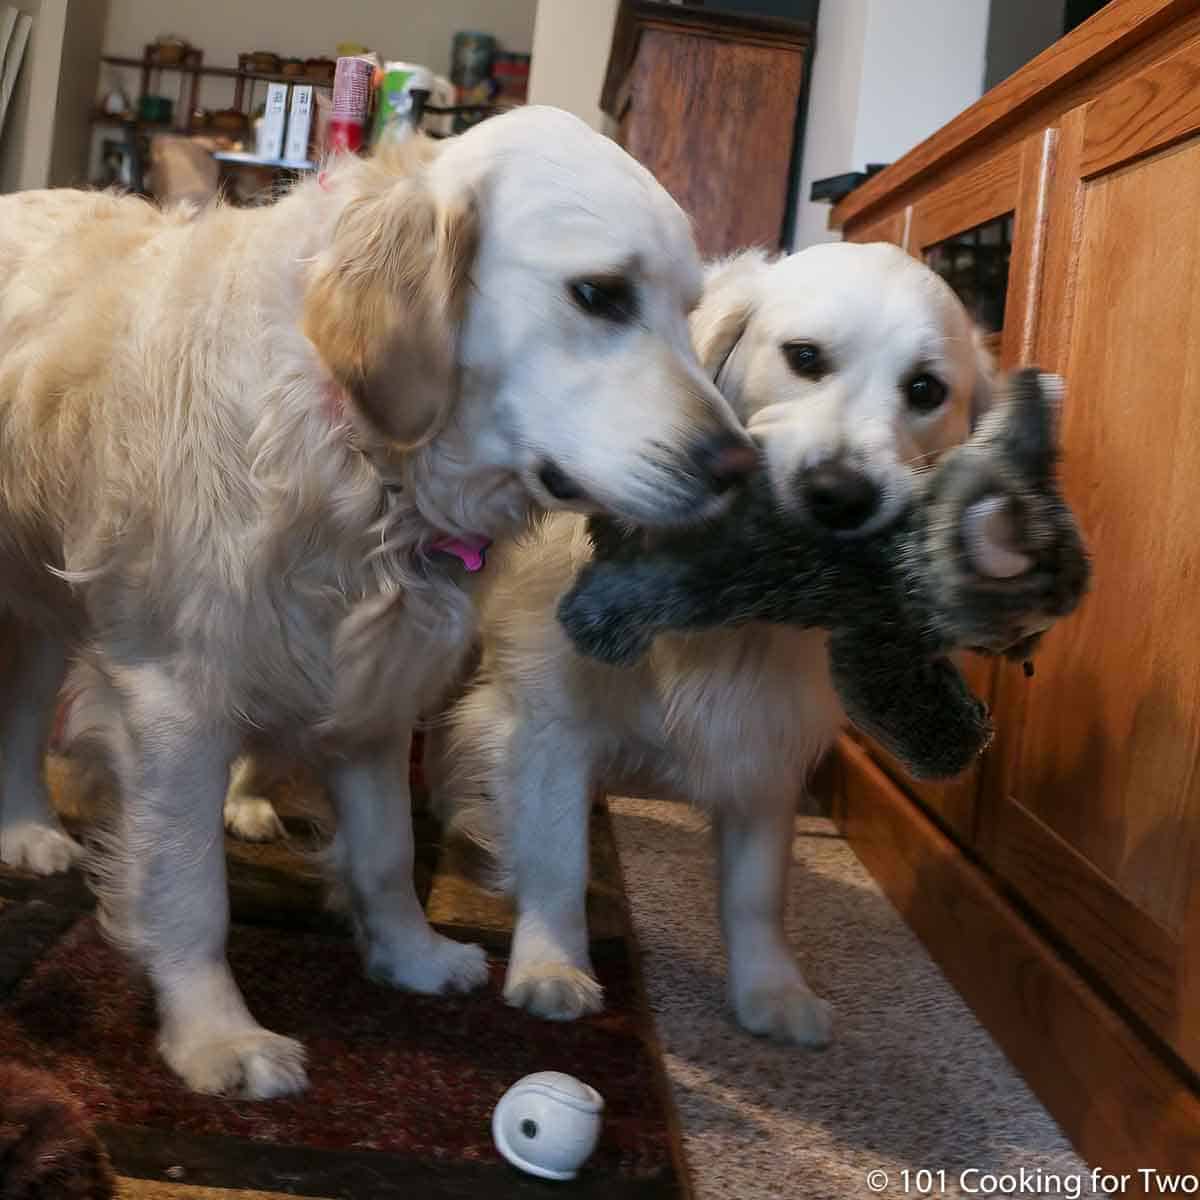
[442,242,993,1046]
[0,105,754,1097]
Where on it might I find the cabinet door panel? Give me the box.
[987,44,1200,1072]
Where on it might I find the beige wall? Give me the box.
[527,0,618,131]
[101,0,536,111]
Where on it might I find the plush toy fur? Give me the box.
[559,369,1090,779]
[0,1061,115,1199]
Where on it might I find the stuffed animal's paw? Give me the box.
[933,495,1089,655]
[558,562,669,665]
[920,370,1090,655]
[831,643,994,779]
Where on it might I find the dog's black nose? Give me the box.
[800,462,881,531]
[691,434,759,494]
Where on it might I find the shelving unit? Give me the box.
[99,50,334,133]
[95,46,510,195]
[211,149,315,172]
[96,47,335,195]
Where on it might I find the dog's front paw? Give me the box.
[504,960,604,1021]
[0,821,84,875]
[223,794,285,842]
[160,1028,308,1098]
[734,982,834,1047]
[367,931,489,995]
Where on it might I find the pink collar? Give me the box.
[319,384,490,573]
[428,534,491,573]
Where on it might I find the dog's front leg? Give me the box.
[716,790,832,1047]
[502,723,601,1020]
[330,730,488,994]
[106,664,307,1098]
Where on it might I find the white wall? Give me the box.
[793,0,871,251]
[100,0,537,110]
[0,0,68,192]
[794,0,990,248]
[50,0,106,185]
[527,0,618,131]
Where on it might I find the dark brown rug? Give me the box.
[0,754,690,1199]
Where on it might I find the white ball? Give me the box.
[492,1071,605,1181]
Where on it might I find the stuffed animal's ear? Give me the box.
[969,325,998,430]
[690,250,769,384]
[304,148,479,450]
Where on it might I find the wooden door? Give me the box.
[619,27,806,257]
[983,43,1200,1074]
[841,132,1055,846]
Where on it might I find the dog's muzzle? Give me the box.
[797,461,882,532]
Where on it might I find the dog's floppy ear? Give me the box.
[690,250,768,386]
[969,325,998,430]
[304,152,479,449]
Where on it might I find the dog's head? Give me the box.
[304,107,755,529]
[693,242,994,537]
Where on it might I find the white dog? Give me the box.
[443,242,993,1045]
[0,106,753,1096]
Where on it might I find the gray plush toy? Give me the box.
[558,369,1090,780]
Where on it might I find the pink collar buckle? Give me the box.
[428,534,491,573]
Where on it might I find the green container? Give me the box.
[373,61,434,146]
[138,94,173,125]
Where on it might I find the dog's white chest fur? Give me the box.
[622,624,844,809]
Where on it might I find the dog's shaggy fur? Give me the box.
[441,244,996,1042]
[0,106,751,1096]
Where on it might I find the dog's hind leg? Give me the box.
[102,661,307,1098]
[716,788,833,1047]
[330,729,489,995]
[502,720,602,1021]
[0,621,82,874]
[223,755,286,842]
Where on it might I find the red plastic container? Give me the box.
[328,55,373,154]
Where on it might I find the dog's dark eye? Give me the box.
[782,342,829,380]
[570,278,637,323]
[904,373,948,413]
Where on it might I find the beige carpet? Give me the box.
[608,798,1106,1200]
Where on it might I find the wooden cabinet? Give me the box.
[600,1,810,257]
[985,43,1200,1077]
[831,0,1200,1186]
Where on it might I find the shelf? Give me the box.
[102,55,334,88]
[91,114,176,132]
[212,150,316,172]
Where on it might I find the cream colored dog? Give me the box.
[0,106,753,1096]
[443,242,993,1045]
